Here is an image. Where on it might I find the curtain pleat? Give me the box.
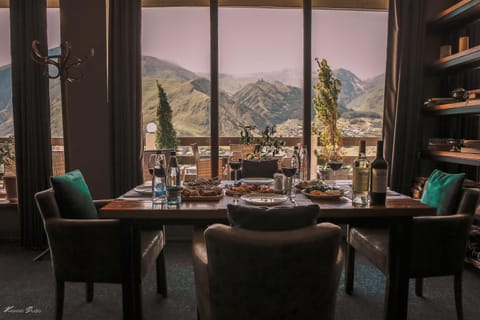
[109,0,144,197]
[10,1,52,248]
[383,0,425,194]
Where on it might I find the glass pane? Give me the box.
[142,7,210,181]
[47,8,65,175]
[312,9,388,168]
[219,7,303,163]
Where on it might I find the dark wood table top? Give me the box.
[100,191,435,224]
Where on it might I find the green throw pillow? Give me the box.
[420,169,465,215]
[50,169,98,219]
[227,204,319,231]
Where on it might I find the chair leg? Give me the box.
[454,272,464,320]
[345,241,355,295]
[86,282,94,302]
[156,250,168,298]
[415,278,423,297]
[55,281,65,320]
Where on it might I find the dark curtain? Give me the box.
[109,0,144,197]
[383,0,426,195]
[10,1,52,248]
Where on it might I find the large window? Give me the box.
[0,7,63,176]
[140,2,389,177]
[219,7,303,138]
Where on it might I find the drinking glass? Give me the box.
[228,151,243,185]
[328,149,343,186]
[281,155,298,200]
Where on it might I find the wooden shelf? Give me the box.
[423,150,480,166]
[428,0,480,30]
[432,45,480,70]
[424,99,480,115]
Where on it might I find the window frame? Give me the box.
[141,0,388,177]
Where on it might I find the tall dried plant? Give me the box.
[312,57,342,152]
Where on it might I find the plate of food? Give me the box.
[225,183,272,196]
[302,183,346,200]
[239,177,274,185]
[295,180,319,190]
[183,177,221,188]
[240,193,288,206]
[181,186,224,201]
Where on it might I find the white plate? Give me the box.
[239,177,274,185]
[240,193,288,206]
[134,185,152,195]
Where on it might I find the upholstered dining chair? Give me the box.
[240,159,279,179]
[192,222,343,320]
[345,187,480,320]
[35,187,168,320]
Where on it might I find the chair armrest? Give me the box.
[192,228,211,320]
[46,218,123,282]
[410,214,473,277]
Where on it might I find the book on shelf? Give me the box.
[424,97,458,107]
[460,140,480,153]
[460,147,480,154]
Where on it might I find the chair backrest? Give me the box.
[35,188,62,221]
[34,188,123,283]
[410,188,480,277]
[241,159,279,178]
[204,223,343,320]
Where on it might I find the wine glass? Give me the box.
[228,151,243,185]
[148,153,158,181]
[328,149,343,186]
[281,155,299,201]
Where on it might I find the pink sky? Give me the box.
[142,8,388,80]
[1,7,387,80]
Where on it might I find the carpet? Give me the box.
[1,240,479,319]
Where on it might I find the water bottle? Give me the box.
[299,145,309,181]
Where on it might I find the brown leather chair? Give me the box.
[192,223,343,320]
[345,188,480,320]
[34,188,168,320]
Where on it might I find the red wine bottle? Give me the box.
[369,140,388,205]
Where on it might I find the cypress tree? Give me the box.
[155,81,177,149]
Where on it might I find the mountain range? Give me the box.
[0,55,384,138]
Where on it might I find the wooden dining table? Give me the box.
[100,187,435,320]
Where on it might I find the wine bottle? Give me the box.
[299,145,309,181]
[370,140,388,205]
[168,151,181,187]
[352,140,369,207]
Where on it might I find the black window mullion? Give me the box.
[304,0,312,177]
[210,0,219,178]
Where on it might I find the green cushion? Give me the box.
[227,204,319,231]
[420,169,465,215]
[50,169,98,219]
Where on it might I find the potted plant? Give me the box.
[312,58,343,178]
[239,125,285,160]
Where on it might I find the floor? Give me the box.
[1,239,479,320]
